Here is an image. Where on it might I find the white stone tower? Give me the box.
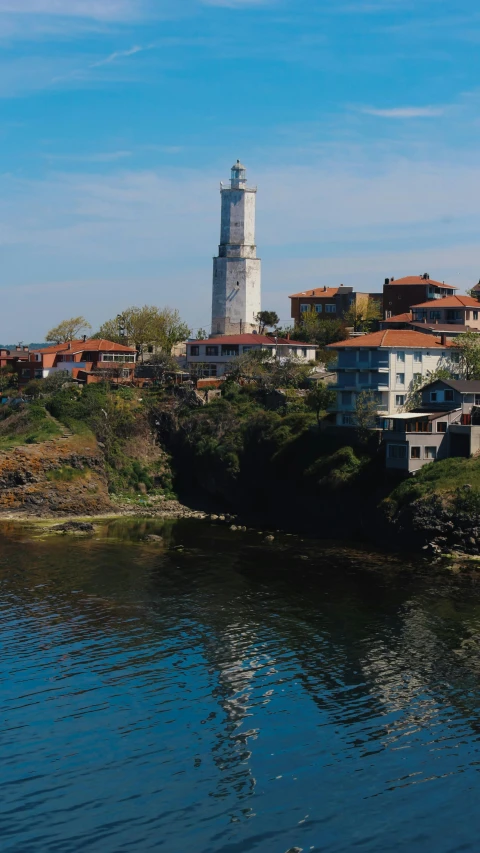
[211,160,261,336]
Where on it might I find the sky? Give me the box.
[1,0,480,340]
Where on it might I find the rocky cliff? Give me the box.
[0,434,112,516]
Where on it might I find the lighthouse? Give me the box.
[211,160,262,336]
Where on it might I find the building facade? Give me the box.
[383,379,480,472]
[410,295,480,329]
[20,339,137,385]
[328,329,456,425]
[186,334,317,378]
[211,161,261,336]
[289,286,382,326]
[383,274,457,318]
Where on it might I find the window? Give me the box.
[341,391,352,405]
[325,304,336,313]
[388,444,407,459]
[190,345,200,356]
[315,304,322,313]
[221,345,239,356]
[301,348,307,358]
[359,372,369,385]
[34,369,42,379]
[425,446,437,459]
[147,346,154,354]
[429,311,441,320]
[474,311,479,321]
[413,373,422,384]
[410,446,421,459]
[437,421,447,433]
[358,350,368,364]
[396,373,405,385]
[395,395,405,406]
[206,346,218,356]
[430,392,438,402]
[450,351,460,364]
[444,390,454,402]
[475,394,480,406]
[414,351,422,363]
[300,304,309,313]
[21,368,30,378]
[342,414,355,425]
[100,354,135,363]
[397,351,405,363]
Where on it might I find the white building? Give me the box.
[328,329,459,425]
[211,161,261,336]
[186,334,317,378]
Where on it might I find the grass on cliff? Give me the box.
[0,404,62,448]
[386,457,480,511]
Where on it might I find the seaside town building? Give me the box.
[186,333,317,378]
[211,161,261,336]
[383,379,480,472]
[19,339,137,386]
[380,295,480,338]
[289,286,382,326]
[327,329,457,425]
[383,274,456,318]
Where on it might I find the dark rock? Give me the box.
[51,521,95,534]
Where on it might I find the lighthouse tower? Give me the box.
[211,160,261,336]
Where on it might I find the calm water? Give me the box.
[1,520,480,853]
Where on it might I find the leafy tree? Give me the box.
[147,352,179,383]
[196,328,208,340]
[305,382,336,424]
[256,311,280,333]
[227,349,312,390]
[293,313,346,346]
[0,366,17,393]
[46,316,91,344]
[94,306,190,359]
[344,297,382,333]
[404,366,454,411]
[355,390,379,441]
[43,371,71,393]
[454,331,480,380]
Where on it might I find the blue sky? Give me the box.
[1,0,480,340]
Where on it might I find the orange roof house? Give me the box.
[19,338,137,385]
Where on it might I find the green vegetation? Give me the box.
[386,457,480,512]
[0,403,62,448]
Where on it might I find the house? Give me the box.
[19,339,137,385]
[327,329,457,425]
[186,334,317,378]
[289,286,382,326]
[410,295,480,329]
[383,274,456,319]
[0,346,31,383]
[383,379,480,472]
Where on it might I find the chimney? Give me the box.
[83,334,87,343]
[68,342,72,350]
[440,333,447,345]
[323,286,327,292]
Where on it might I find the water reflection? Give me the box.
[1,520,480,852]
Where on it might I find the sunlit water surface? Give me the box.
[1,519,480,852]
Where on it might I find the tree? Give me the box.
[46,316,91,344]
[454,331,480,380]
[404,366,454,411]
[196,328,208,340]
[227,349,312,390]
[0,366,17,393]
[43,371,71,393]
[344,297,382,333]
[355,390,379,441]
[147,352,179,383]
[305,382,336,424]
[256,311,280,333]
[93,306,190,359]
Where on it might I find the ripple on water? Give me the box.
[0,522,480,852]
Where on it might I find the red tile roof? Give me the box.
[411,295,479,309]
[385,276,456,289]
[289,287,340,299]
[328,330,450,349]
[383,311,413,323]
[33,338,136,355]
[192,334,317,347]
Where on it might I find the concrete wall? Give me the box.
[220,188,257,248]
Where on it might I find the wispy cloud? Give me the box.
[360,106,445,118]
[43,151,132,163]
[90,44,154,68]
[0,1,143,20]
